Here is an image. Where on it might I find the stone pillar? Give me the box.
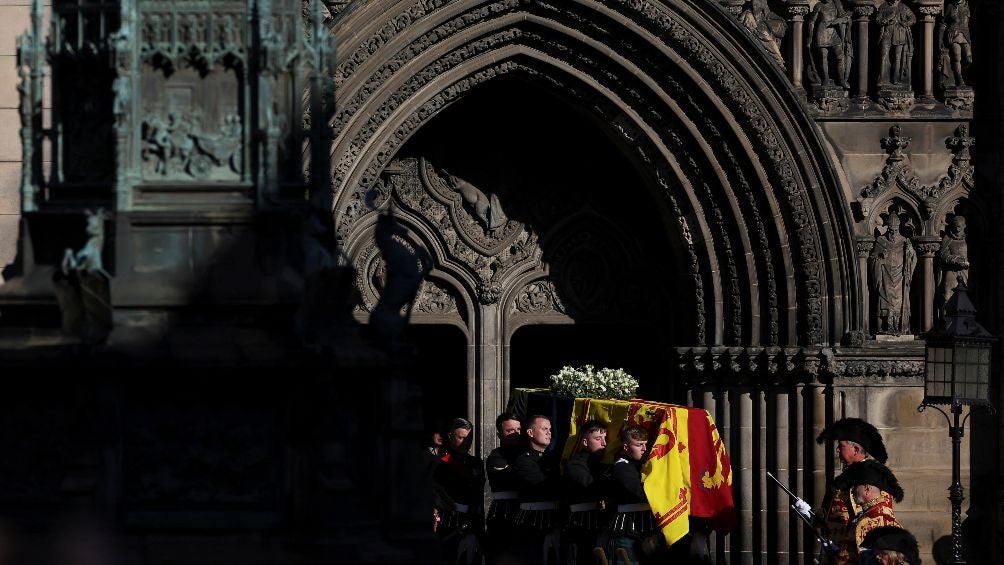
[786,0,811,94]
[917,1,943,102]
[771,388,791,565]
[856,237,875,335]
[852,1,875,104]
[915,236,941,332]
[476,302,506,462]
[739,388,755,565]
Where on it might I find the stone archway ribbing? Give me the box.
[327,0,859,349]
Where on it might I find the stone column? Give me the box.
[856,237,875,335]
[851,1,875,104]
[786,0,812,94]
[915,236,941,332]
[917,1,943,102]
[476,302,506,462]
[771,388,791,565]
[739,388,755,564]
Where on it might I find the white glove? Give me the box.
[793,498,813,519]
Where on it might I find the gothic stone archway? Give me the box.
[328,2,858,562]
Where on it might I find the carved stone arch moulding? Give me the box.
[870,198,923,239]
[352,235,468,326]
[857,124,976,232]
[328,0,859,345]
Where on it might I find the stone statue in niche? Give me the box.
[52,209,112,344]
[740,0,787,66]
[805,0,852,88]
[442,169,508,231]
[936,215,969,319]
[869,214,917,335]
[876,0,916,87]
[369,210,432,342]
[938,0,972,88]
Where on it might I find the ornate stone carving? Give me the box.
[832,359,924,377]
[140,8,248,73]
[869,214,917,336]
[937,0,972,90]
[856,237,876,257]
[333,0,830,344]
[935,215,969,319]
[415,279,459,316]
[53,209,113,344]
[928,124,975,199]
[876,0,916,87]
[123,406,279,507]
[857,125,921,217]
[806,0,852,89]
[141,113,243,180]
[513,280,566,315]
[739,0,788,66]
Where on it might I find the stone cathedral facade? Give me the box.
[0,0,1001,564]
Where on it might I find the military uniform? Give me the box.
[485,443,522,564]
[821,459,903,565]
[434,449,485,565]
[513,448,562,564]
[606,457,659,565]
[561,450,609,565]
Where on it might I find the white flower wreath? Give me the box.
[549,365,639,400]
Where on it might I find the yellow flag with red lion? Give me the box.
[563,397,736,546]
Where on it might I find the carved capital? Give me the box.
[856,238,875,257]
[786,2,811,17]
[918,5,942,16]
[914,236,942,257]
[853,4,875,17]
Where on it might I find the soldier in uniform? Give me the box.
[795,417,894,564]
[485,412,523,564]
[561,419,610,565]
[605,425,660,565]
[837,459,904,562]
[513,415,562,565]
[433,417,485,565]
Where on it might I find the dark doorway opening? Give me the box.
[508,324,680,404]
[404,324,469,435]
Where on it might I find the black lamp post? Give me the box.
[919,277,996,565]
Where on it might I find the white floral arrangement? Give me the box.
[549,365,639,400]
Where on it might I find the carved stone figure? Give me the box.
[806,0,852,87]
[936,216,969,319]
[369,211,432,342]
[938,0,972,88]
[876,0,916,86]
[869,215,917,335]
[443,170,508,230]
[52,209,112,344]
[740,0,788,66]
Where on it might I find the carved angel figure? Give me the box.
[443,170,508,230]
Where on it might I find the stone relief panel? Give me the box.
[354,238,464,322]
[122,402,280,509]
[511,280,566,316]
[137,2,249,183]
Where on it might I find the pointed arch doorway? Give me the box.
[345,78,693,457]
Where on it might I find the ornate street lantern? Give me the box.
[919,277,996,565]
